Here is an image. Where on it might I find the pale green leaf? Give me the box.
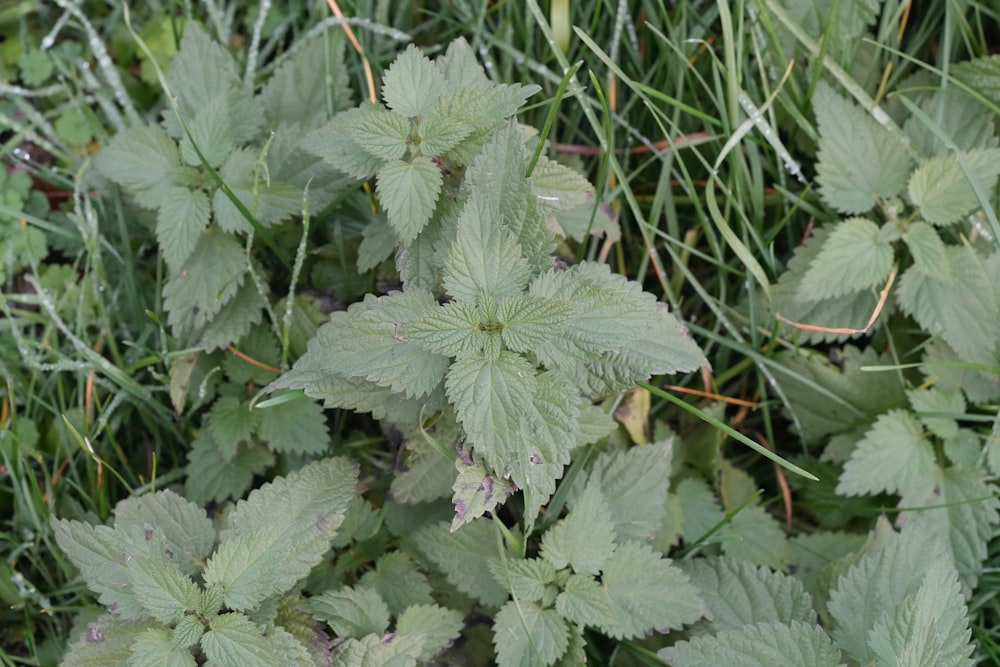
[358,214,396,272]
[304,105,384,179]
[898,466,1000,594]
[988,411,1000,477]
[408,300,490,359]
[127,557,201,624]
[679,556,816,633]
[497,295,573,353]
[417,109,473,157]
[443,195,531,303]
[909,148,1000,225]
[452,455,516,530]
[717,505,793,571]
[868,559,975,667]
[396,219,442,291]
[193,281,266,352]
[493,600,569,667]
[390,436,457,505]
[836,409,935,496]
[382,44,447,118]
[201,612,311,667]
[600,541,706,638]
[920,340,1000,405]
[813,82,912,213]
[828,524,946,662]
[376,157,443,245]
[184,435,274,504]
[904,221,952,280]
[257,31,351,127]
[162,229,246,336]
[332,634,424,667]
[179,90,233,168]
[212,148,303,233]
[112,489,216,574]
[220,312,279,383]
[155,187,210,272]
[256,394,330,455]
[395,604,465,661]
[61,616,150,667]
[410,519,509,608]
[165,26,239,131]
[173,615,205,649]
[358,552,434,615]
[908,387,965,441]
[206,396,256,461]
[897,247,1000,366]
[902,87,999,156]
[128,627,197,667]
[353,105,412,161]
[310,586,391,639]
[93,125,179,209]
[489,557,557,603]
[554,573,617,629]
[555,201,621,243]
[445,351,537,474]
[439,85,540,164]
[797,217,895,301]
[659,620,843,667]
[676,477,726,545]
[435,37,489,86]
[530,155,593,213]
[460,121,532,237]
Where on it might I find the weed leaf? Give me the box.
[202,612,312,666]
[660,620,843,667]
[908,148,1000,225]
[493,600,569,667]
[310,586,391,638]
[382,44,447,118]
[904,221,952,280]
[395,604,465,661]
[93,125,179,209]
[837,409,935,496]
[797,217,894,301]
[377,156,443,244]
[540,481,616,576]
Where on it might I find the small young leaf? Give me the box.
[206,396,256,461]
[489,557,557,603]
[395,604,465,661]
[540,481,616,576]
[376,156,443,245]
[659,620,843,667]
[555,573,617,629]
[836,409,935,496]
[410,519,510,608]
[439,85,541,164]
[408,300,490,359]
[93,125,180,210]
[813,82,912,213]
[530,155,593,213]
[382,44,447,118]
[310,586,391,639]
[305,105,385,179]
[493,600,569,667]
[908,148,1000,225]
[201,612,312,667]
[129,627,197,667]
[353,104,412,161]
[452,455,516,530]
[497,295,573,353]
[127,556,201,625]
[904,220,952,280]
[435,37,490,86]
[797,217,895,301]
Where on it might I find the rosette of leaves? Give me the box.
[92,24,354,351]
[271,41,709,526]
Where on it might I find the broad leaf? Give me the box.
[353,105,412,161]
[129,627,197,667]
[310,586,391,639]
[201,612,312,667]
[904,221,952,280]
[382,44,447,118]
[489,557,557,603]
[358,552,434,615]
[156,187,210,272]
[305,105,385,179]
[127,557,200,625]
[179,89,233,168]
[112,490,216,574]
[93,125,179,209]
[256,394,330,455]
[659,620,843,667]
[408,300,490,359]
[530,155,593,213]
[908,387,965,441]
[410,519,510,608]
[555,573,617,629]
[184,435,274,504]
[908,148,1000,225]
[376,157,443,245]
[331,634,424,667]
[497,295,573,353]
[813,82,912,213]
[836,409,935,496]
[797,217,895,302]
[452,455,516,530]
[60,616,151,667]
[493,601,569,667]
[395,604,465,661]
[257,31,351,127]
[540,481,616,576]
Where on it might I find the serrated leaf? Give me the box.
[61,616,151,667]
[489,557,557,603]
[446,351,537,474]
[493,600,569,667]
[112,489,216,574]
[435,37,490,86]
[920,339,1000,405]
[305,105,385,179]
[676,477,726,545]
[679,556,816,633]
[452,455,516,530]
[256,394,330,455]
[813,82,912,213]
[408,300,490,358]
[390,435,458,504]
[128,557,201,624]
[129,627,197,667]
[93,125,180,209]
[659,620,843,667]
[903,87,999,156]
[898,466,1000,594]
[868,559,975,667]
[410,519,509,608]
[184,435,274,504]
[165,25,238,126]
[376,157,442,245]
[202,612,311,667]
[797,217,895,301]
[555,573,617,629]
[530,155,593,213]
[908,387,965,440]
[497,295,573,353]
[206,396,256,461]
[179,90,233,168]
[193,281,266,352]
[212,148,303,233]
[440,85,541,164]
[310,586,391,639]
[904,220,952,280]
[395,604,465,661]
[909,148,1000,225]
[540,481,615,575]
[332,634,424,667]
[162,229,247,337]
[353,104,412,161]
[382,44,447,118]
[257,32,351,127]
[555,201,621,243]
[223,326,280,385]
[601,541,706,638]
[897,247,1000,366]
[358,552,434,615]
[836,409,935,496]
[155,187,210,272]
[461,121,532,237]
[718,505,793,571]
[358,215,396,272]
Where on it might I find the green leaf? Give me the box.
[358,215,396,272]
[18,49,53,86]
[60,616,152,667]
[600,541,706,638]
[206,396,256,461]
[489,557,557,603]
[868,559,975,667]
[212,148,303,233]
[897,247,1000,366]
[310,586,391,639]
[659,620,843,667]
[331,634,424,667]
[162,228,247,337]
[256,394,330,455]
[717,505,792,571]
[452,454,516,530]
[908,148,1000,225]
[438,85,541,164]
[497,295,573,354]
[908,387,965,441]
[390,435,458,504]
[194,281,267,352]
[112,490,216,574]
[129,627,198,667]
[555,201,621,243]
[358,552,434,615]
[836,409,935,496]
[128,557,201,625]
[435,37,490,86]
[530,155,593,213]
[461,121,532,237]
[920,340,1000,405]
[813,82,912,213]
[395,604,465,661]
[304,105,385,179]
[988,411,1000,477]
[410,519,510,608]
[382,44,447,118]
[184,435,274,504]
[540,482,615,575]
[679,556,816,633]
[93,125,180,209]
[201,612,312,667]
[408,300,491,359]
[376,157,443,245]
[555,573,617,629]
[443,195,531,303]
[902,88,998,156]
[352,104,412,161]
[796,217,895,301]
[257,31,351,127]
[179,90,234,168]
[493,600,569,667]
[675,477,726,545]
[898,466,1000,594]
[446,351,537,475]
[904,221,952,280]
